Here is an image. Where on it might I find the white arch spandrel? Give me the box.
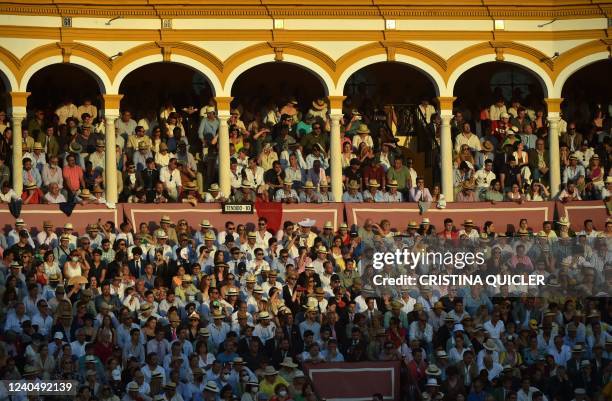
[223,53,334,97]
[19,55,111,94]
[333,53,446,97]
[446,53,554,98]
[552,52,610,98]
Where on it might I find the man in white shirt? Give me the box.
[489,98,507,121]
[474,159,496,196]
[455,122,481,152]
[159,158,182,201]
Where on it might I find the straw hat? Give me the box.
[483,339,497,351]
[303,180,315,189]
[209,183,220,191]
[312,98,326,110]
[347,180,360,190]
[356,124,370,134]
[368,179,380,188]
[280,357,298,368]
[263,366,278,375]
[462,219,475,227]
[387,179,398,188]
[33,142,43,151]
[558,216,570,226]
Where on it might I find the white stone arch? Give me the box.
[0,60,18,92]
[447,53,554,98]
[552,52,610,98]
[110,53,223,96]
[19,55,111,94]
[334,53,447,97]
[223,53,334,97]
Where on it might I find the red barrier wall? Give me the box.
[0,204,119,234]
[555,200,609,231]
[345,202,556,233]
[121,203,344,232]
[303,361,401,401]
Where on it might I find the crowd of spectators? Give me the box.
[0,210,610,400]
[0,94,610,207]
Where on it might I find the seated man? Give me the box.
[362,179,384,203]
[384,180,402,202]
[275,178,299,203]
[408,177,433,202]
[342,180,363,203]
[299,181,322,203]
[558,181,581,202]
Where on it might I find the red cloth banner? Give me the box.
[555,200,608,231]
[303,361,401,401]
[255,199,283,233]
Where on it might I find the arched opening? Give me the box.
[230,62,327,120]
[342,62,438,184]
[118,62,213,116]
[561,59,612,129]
[453,62,547,127]
[26,64,103,113]
[0,70,8,112]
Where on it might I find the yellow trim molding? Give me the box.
[437,97,457,111]
[544,98,564,113]
[103,94,124,110]
[214,97,234,112]
[9,91,30,108]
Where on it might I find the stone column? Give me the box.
[328,96,346,202]
[215,97,233,197]
[102,94,123,204]
[9,92,30,197]
[545,98,563,197]
[438,97,456,202]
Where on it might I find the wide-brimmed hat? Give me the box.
[461,181,475,190]
[25,182,37,190]
[558,216,570,226]
[347,180,360,190]
[462,219,475,227]
[280,357,298,368]
[263,366,278,375]
[303,180,315,189]
[483,339,497,351]
[69,142,83,153]
[312,98,326,110]
[319,180,330,188]
[426,364,442,376]
[155,229,168,239]
[387,179,398,188]
[407,221,419,229]
[33,142,43,151]
[482,140,494,152]
[368,179,380,188]
[356,124,370,134]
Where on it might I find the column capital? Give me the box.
[214,96,234,112]
[9,92,30,109]
[544,98,564,113]
[327,96,346,111]
[103,94,124,110]
[437,96,456,111]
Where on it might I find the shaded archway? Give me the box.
[26,64,103,113]
[118,62,213,117]
[230,62,327,119]
[560,59,612,127]
[343,61,437,116]
[341,61,439,185]
[0,70,8,111]
[453,62,547,126]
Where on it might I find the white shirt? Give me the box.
[455,133,482,152]
[159,166,182,190]
[474,169,496,188]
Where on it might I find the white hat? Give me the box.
[426,378,439,387]
[298,218,316,228]
[127,382,139,391]
[204,381,219,393]
[53,332,64,340]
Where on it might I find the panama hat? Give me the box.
[33,142,43,150]
[312,98,326,110]
[69,142,83,153]
[483,339,497,352]
[200,219,211,228]
[426,364,442,376]
[241,180,252,189]
[387,179,398,188]
[407,221,419,229]
[209,183,220,191]
[303,180,315,189]
[347,180,360,190]
[263,366,278,375]
[462,219,475,227]
[155,229,168,239]
[95,139,105,148]
[356,124,370,134]
[280,357,298,368]
[319,180,330,188]
[368,179,380,188]
[482,140,494,152]
[25,182,37,190]
[183,181,197,191]
[558,216,570,226]
[258,311,271,320]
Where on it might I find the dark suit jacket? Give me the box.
[528,148,550,172]
[36,133,61,157]
[141,168,160,191]
[560,132,583,150]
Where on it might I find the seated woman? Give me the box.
[505,183,525,204]
[525,182,549,201]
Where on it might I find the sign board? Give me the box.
[222,203,254,214]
